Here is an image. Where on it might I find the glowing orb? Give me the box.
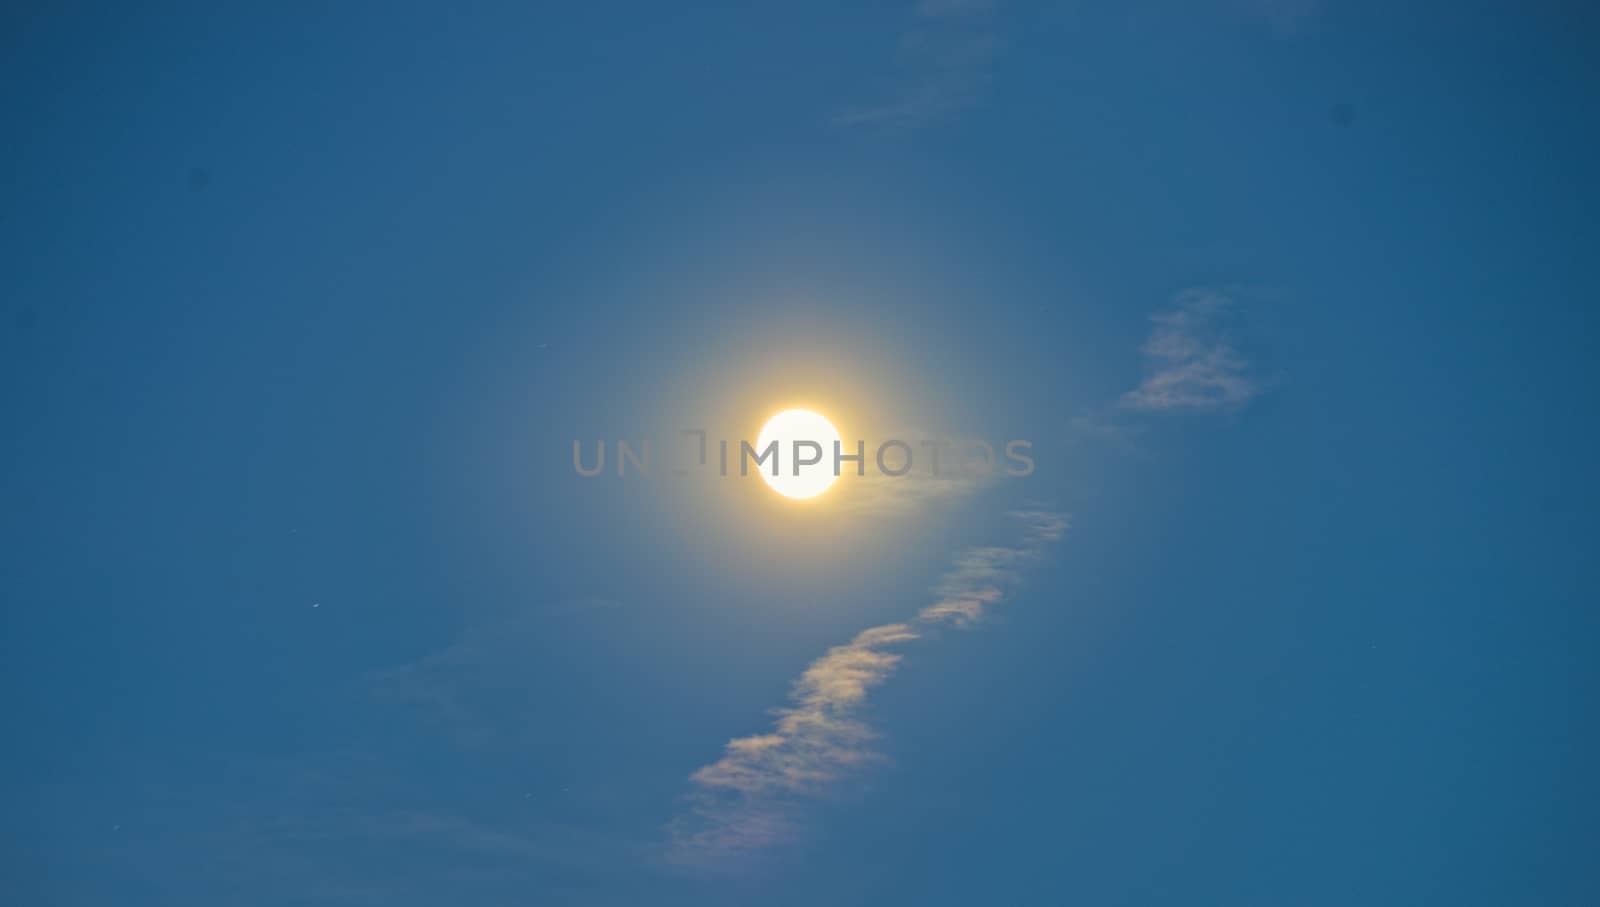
[754,409,841,500]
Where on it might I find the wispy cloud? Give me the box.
[1119,288,1261,413]
[369,599,618,747]
[1239,0,1321,36]
[916,0,996,14]
[834,460,994,516]
[828,427,1007,516]
[667,510,1066,868]
[78,741,639,904]
[832,0,1003,131]
[1068,410,1149,455]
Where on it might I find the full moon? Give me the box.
[754,409,841,500]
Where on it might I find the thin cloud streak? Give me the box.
[831,428,1005,516]
[667,510,1066,867]
[1240,0,1321,36]
[834,465,993,516]
[1120,288,1261,412]
[832,0,1003,131]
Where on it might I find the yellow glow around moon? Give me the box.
[754,409,841,500]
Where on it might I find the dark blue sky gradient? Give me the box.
[3,2,1595,904]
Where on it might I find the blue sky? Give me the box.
[3,2,1596,904]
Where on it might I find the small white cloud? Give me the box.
[1120,289,1261,412]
